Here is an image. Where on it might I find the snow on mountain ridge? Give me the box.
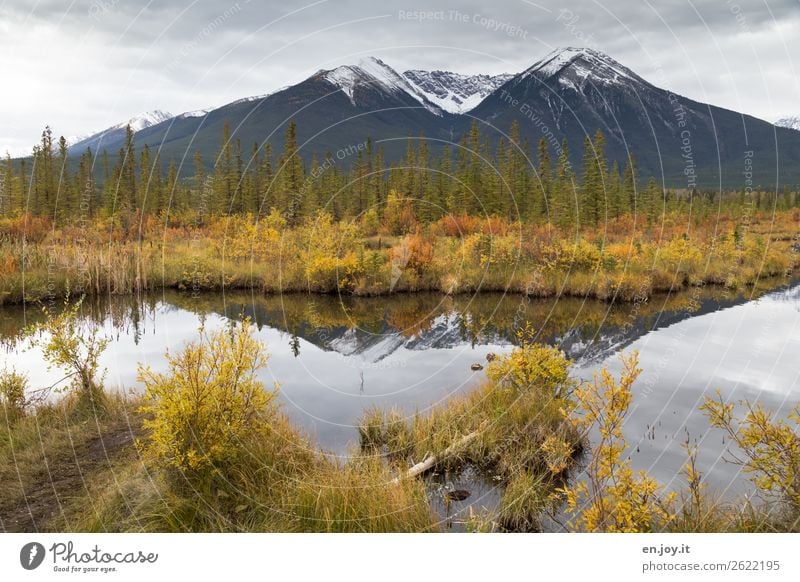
[67,110,173,149]
[523,47,644,88]
[318,57,444,115]
[178,108,211,119]
[109,110,173,132]
[776,116,800,131]
[402,70,512,114]
[321,56,442,113]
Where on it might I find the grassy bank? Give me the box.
[1,316,582,532]
[0,391,141,532]
[2,307,799,533]
[0,210,796,305]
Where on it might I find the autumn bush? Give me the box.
[0,207,795,304]
[359,333,582,531]
[0,214,52,243]
[561,352,677,532]
[436,213,480,237]
[0,368,28,421]
[26,297,109,411]
[702,393,800,514]
[137,318,278,486]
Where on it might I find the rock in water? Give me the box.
[444,489,471,502]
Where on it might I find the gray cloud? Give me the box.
[2,0,798,155]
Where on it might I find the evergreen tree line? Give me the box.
[2,121,798,228]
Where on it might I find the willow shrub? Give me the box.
[137,318,277,486]
[26,296,109,412]
[561,351,677,532]
[0,369,28,421]
[702,392,800,513]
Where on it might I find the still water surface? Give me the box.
[2,281,798,507]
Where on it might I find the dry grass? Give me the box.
[0,209,795,304]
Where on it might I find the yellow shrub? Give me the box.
[478,235,521,269]
[0,369,28,420]
[486,339,571,398]
[137,319,276,481]
[702,392,800,509]
[556,238,602,271]
[561,352,676,532]
[656,237,704,279]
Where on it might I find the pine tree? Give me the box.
[644,177,661,223]
[373,145,386,209]
[1,154,13,216]
[121,124,137,215]
[100,150,113,216]
[245,142,261,214]
[76,149,97,219]
[280,120,304,223]
[212,122,234,215]
[622,155,637,217]
[467,121,483,215]
[165,161,182,215]
[18,159,27,214]
[553,140,575,230]
[608,161,622,219]
[536,138,552,222]
[231,138,244,215]
[139,144,152,214]
[580,130,607,228]
[259,143,275,216]
[31,127,56,216]
[416,136,434,222]
[152,151,164,214]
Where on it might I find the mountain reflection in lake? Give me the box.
[1,279,798,501]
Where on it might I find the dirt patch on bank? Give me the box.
[0,422,140,532]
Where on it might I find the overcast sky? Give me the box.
[2,0,799,155]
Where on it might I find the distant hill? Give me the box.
[51,49,800,189]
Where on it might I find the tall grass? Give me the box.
[359,339,582,531]
[0,209,795,305]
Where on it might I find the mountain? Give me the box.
[79,57,451,167]
[68,110,173,153]
[402,70,512,114]
[466,47,800,188]
[320,57,443,114]
[60,49,800,188]
[776,116,800,131]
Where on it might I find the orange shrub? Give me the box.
[0,214,51,243]
[437,213,479,237]
[480,216,511,237]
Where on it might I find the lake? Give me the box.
[2,279,798,523]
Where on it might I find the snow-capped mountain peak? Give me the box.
[111,110,173,132]
[522,47,644,88]
[322,57,405,101]
[776,116,800,131]
[67,110,173,151]
[321,56,444,114]
[402,70,512,114]
[178,108,211,119]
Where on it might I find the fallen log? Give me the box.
[391,421,488,484]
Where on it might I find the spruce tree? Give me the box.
[280,120,304,223]
[536,138,552,222]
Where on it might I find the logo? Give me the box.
[20,542,46,570]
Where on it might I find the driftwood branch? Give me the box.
[391,421,488,484]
